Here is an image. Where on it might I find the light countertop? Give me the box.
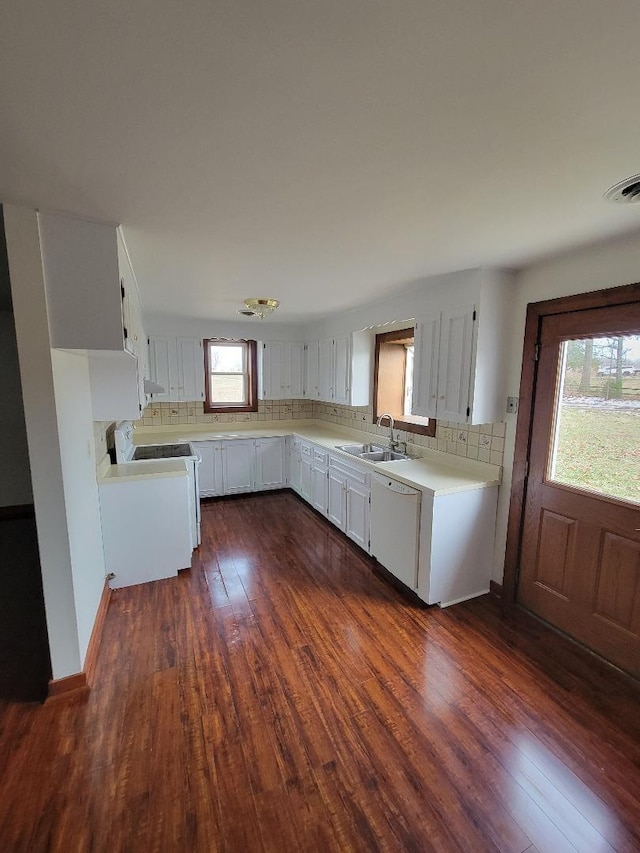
[98,458,189,483]
[132,420,501,495]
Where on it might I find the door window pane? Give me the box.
[548,335,640,504]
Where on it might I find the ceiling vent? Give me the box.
[604,173,640,203]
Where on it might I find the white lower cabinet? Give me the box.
[255,437,286,490]
[222,440,254,494]
[300,441,313,503]
[326,455,371,552]
[312,447,329,515]
[288,437,302,494]
[417,486,499,607]
[192,441,223,498]
[193,432,371,552]
[195,436,287,497]
[344,478,370,551]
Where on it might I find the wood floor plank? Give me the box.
[0,491,639,852]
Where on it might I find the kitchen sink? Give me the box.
[336,444,408,462]
[360,450,408,462]
[336,443,384,456]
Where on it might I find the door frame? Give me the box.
[502,281,640,609]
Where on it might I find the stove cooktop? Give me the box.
[132,443,193,460]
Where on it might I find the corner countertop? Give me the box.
[98,458,189,484]
[132,420,501,495]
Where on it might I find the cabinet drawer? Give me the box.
[313,448,328,468]
[300,443,312,459]
[329,455,369,485]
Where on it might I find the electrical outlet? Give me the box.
[506,396,519,414]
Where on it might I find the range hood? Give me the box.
[143,379,165,394]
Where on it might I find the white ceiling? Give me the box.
[2,1,640,323]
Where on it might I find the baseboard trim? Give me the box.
[46,580,112,702]
[490,580,503,598]
[0,503,35,520]
[47,672,88,701]
[84,580,112,687]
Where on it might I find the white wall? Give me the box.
[3,204,81,679]
[51,349,107,662]
[146,311,308,342]
[0,311,32,506]
[304,268,484,339]
[492,228,640,582]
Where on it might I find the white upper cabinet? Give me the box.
[317,338,334,401]
[38,212,140,352]
[308,332,371,406]
[412,306,475,423]
[411,270,514,425]
[38,212,151,419]
[304,341,320,400]
[148,337,204,402]
[259,342,305,399]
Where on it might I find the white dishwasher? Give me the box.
[370,473,421,590]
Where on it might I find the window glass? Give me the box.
[548,335,640,504]
[204,339,257,412]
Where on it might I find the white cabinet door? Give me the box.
[289,343,305,398]
[300,443,313,502]
[260,342,306,399]
[38,212,124,351]
[412,306,475,424]
[412,315,440,419]
[318,339,334,401]
[332,336,350,405]
[88,353,143,421]
[312,464,328,515]
[260,342,283,399]
[222,440,254,494]
[149,337,178,401]
[289,440,302,493]
[177,338,205,402]
[437,306,475,423]
[255,437,286,489]
[149,337,204,402]
[304,341,320,399]
[327,469,346,529]
[312,334,370,406]
[192,441,223,497]
[345,479,370,552]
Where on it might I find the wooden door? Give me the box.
[518,302,640,676]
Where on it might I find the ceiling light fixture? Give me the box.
[604,173,640,203]
[240,297,280,319]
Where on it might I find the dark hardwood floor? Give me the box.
[0,491,639,852]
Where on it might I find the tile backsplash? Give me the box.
[312,401,505,466]
[140,399,314,426]
[136,400,505,467]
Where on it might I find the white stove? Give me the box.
[113,421,201,547]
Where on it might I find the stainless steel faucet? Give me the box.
[376,412,397,450]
